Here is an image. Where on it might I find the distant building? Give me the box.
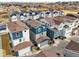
[19,12,27,21]
[53,10,64,17]
[25,20,50,48]
[10,11,19,22]
[39,11,46,18]
[45,10,53,17]
[7,21,32,56]
[32,11,40,20]
[64,40,79,57]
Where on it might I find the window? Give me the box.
[25,30,26,32]
[12,31,23,40]
[43,26,46,29]
[38,28,41,32]
[16,33,19,37]
[42,33,43,35]
[48,24,49,26]
[16,32,21,37]
[74,24,76,26]
[25,28,26,29]
[63,25,69,28]
[67,27,71,30]
[19,39,21,42]
[11,50,15,53]
[23,39,25,41]
[76,20,78,23]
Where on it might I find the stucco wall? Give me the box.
[17,46,31,56]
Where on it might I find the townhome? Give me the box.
[19,11,28,21]
[25,20,50,48]
[45,10,53,17]
[53,10,64,17]
[39,15,77,39]
[32,11,40,20]
[66,14,79,28]
[63,15,78,37]
[38,16,66,40]
[10,11,19,22]
[48,16,77,37]
[38,17,55,29]
[39,11,46,18]
[7,20,32,56]
[64,40,79,57]
[28,11,33,19]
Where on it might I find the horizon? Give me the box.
[0,0,79,3]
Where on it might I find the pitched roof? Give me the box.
[45,16,64,25]
[26,20,43,28]
[50,28,59,32]
[45,17,55,25]
[35,36,50,43]
[73,14,79,18]
[65,40,79,53]
[13,41,32,52]
[45,16,76,25]
[66,14,79,18]
[8,20,29,32]
[36,50,59,57]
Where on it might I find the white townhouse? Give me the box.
[7,20,32,56]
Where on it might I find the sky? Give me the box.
[0,0,79,2]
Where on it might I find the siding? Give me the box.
[47,29,60,38]
[30,30,47,45]
[60,29,65,37]
[23,29,30,41]
[30,30,47,40]
[47,29,54,39]
[54,31,60,38]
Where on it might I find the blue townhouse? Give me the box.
[47,28,66,41]
[25,20,50,48]
[47,28,60,39]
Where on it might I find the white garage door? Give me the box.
[40,40,48,47]
[18,47,31,56]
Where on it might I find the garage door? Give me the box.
[18,47,31,56]
[40,40,48,47]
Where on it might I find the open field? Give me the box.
[63,10,79,15]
